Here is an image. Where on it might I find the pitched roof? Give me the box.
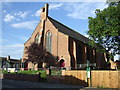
[48,16,90,44]
[0,57,20,62]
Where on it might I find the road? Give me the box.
[1,79,84,89]
[1,79,116,90]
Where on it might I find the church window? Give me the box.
[35,33,40,44]
[45,31,52,52]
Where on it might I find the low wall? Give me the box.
[2,74,40,82]
[62,70,120,88]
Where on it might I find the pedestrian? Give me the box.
[59,59,65,70]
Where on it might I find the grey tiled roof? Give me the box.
[48,16,90,44]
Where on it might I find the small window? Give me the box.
[45,31,52,52]
[42,8,45,12]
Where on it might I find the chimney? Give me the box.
[40,3,49,20]
[7,55,10,60]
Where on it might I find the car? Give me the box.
[7,68,20,73]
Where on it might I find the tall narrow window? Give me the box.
[45,31,52,52]
[35,33,41,44]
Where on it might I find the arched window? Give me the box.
[35,33,41,44]
[45,31,52,52]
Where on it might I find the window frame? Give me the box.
[45,31,52,52]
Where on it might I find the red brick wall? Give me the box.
[22,15,107,70]
[2,74,40,82]
[44,18,58,56]
[45,19,71,68]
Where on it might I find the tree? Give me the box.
[25,42,57,69]
[87,4,120,61]
[106,0,120,6]
[42,52,58,67]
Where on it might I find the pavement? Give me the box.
[0,79,118,90]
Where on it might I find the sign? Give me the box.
[77,63,96,68]
[86,67,91,78]
[77,60,96,87]
[77,60,96,80]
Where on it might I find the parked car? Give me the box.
[7,68,20,73]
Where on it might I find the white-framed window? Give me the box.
[45,31,52,52]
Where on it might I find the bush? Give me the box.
[2,70,8,74]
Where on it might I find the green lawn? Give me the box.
[18,70,47,79]
[2,70,8,74]
[2,69,62,79]
[2,70,47,79]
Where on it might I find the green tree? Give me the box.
[25,42,57,69]
[106,0,120,6]
[87,4,120,60]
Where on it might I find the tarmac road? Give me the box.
[1,79,118,90]
[1,79,84,89]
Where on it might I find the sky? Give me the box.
[1,1,109,59]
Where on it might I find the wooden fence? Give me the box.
[62,70,120,88]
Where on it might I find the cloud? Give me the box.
[64,2,108,19]
[16,18,20,21]
[49,3,63,10]
[3,11,30,23]
[3,14,15,22]
[3,10,7,13]
[11,21,38,30]
[84,35,89,38]
[16,11,29,19]
[35,9,42,17]
[34,3,63,17]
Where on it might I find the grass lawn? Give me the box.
[18,70,47,79]
[2,69,62,79]
[2,70,47,79]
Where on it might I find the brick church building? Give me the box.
[22,4,108,70]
